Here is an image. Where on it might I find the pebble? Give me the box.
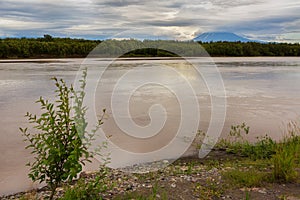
[163,160,169,164]
[258,189,267,194]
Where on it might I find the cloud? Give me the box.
[92,0,145,7]
[0,0,299,42]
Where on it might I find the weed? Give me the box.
[113,182,168,200]
[194,179,223,200]
[222,168,270,187]
[60,168,113,200]
[272,122,300,182]
[217,123,277,160]
[273,143,299,182]
[245,190,250,200]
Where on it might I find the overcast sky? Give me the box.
[0,0,299,42]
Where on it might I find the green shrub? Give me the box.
[240,135,276,160]
[20,70,105,200]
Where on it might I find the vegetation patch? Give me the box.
[222,169,271,188]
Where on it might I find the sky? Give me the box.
[0,0,300,42]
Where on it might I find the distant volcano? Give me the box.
[193,32,253,42]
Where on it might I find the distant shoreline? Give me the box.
[1,56,300,64]
[1,54,300,61]
[1,37,300,59]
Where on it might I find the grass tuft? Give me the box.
[222,169,271,187]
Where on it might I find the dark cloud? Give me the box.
[0,0,299,42]
[215,12,300,41]
[0,1,94,23]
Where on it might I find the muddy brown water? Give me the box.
[1,57,300,195]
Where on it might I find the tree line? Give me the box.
[201,41,300,56]
[0,35,100,58]
[0,35,300,58]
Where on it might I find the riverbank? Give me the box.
[2,148,300,200]
[3,123,300,200]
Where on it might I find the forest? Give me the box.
[0,35,300,58]
[0,35,100,58]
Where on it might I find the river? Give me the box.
[1,57,300,195]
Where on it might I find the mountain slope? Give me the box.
[193,32,252,42]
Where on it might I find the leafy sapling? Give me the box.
[20,69,105,200]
